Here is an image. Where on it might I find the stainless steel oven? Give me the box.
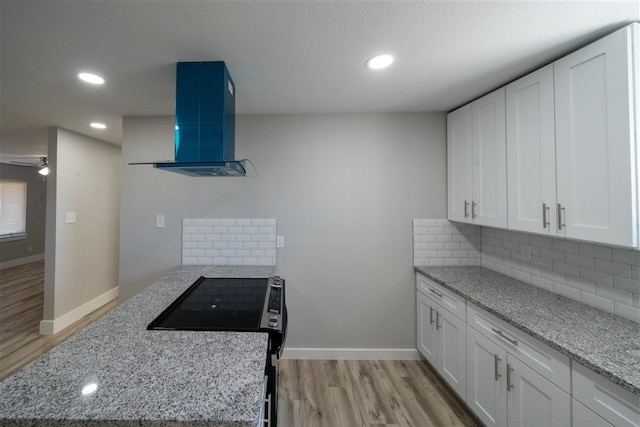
[147,275,287,426]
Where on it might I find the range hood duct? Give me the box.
[131,61,255,177]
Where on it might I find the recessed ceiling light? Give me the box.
[90,122,107,129]
[366,54,394,70]
[78,72,105,85]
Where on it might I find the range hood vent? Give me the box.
[130,61,255,177]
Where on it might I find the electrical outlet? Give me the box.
[521,245,532,261]
[65,212,76,223]
[156,215,165,229]
[276,235,284,248]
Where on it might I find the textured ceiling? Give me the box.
[1,1,638,161]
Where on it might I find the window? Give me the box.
[0,180,27,238]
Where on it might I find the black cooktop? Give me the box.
[148,277,269,331]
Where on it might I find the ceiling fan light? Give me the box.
[39,166,49,176]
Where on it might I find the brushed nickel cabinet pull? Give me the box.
[557,204,566,230]
[471,201,477,219]
[464,200,469,218]
[491,328,518,346]
[542,203,550,228]
[494,354,502,381]
[435,311,441,330]
[429,306,434,325]
[428,288,443,298]
[507,364,514,391]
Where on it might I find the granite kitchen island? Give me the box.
[0,266,276,427]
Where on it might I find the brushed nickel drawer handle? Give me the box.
[428,288,443,298]
[435,311,441,330]
[429,306,435,325]
[491,328,518,346]
[494,354,501,381]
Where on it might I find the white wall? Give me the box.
[43,128,120,331]
[120,113,447,353]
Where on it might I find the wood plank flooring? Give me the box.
[2,262,481,426]
[278,359,482,427]
[0,261,117,381]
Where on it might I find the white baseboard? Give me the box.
[39,287,118,335]
[0,253,45,270]
[281,348,421,360]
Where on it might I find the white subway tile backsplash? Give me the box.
[580,268,614,286]
[412,219,481,267]
[565,277,596,293]
[614,302,640,322]
[579,243,612,260]
[553,283,580,301]
[613,276,640,293]
[565,253,595,269]
[596,284,634,305]
[182,218,276,266]
[580,292,614,313]
[595,259,632,278]
[612,248,640,266]
[414,221,639,322]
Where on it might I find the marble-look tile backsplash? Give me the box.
[413,220,640,322]
[182,218,276,266]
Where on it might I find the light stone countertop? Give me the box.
[0,265,277,426]
[415,266,640,397]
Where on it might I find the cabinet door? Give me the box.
[472,87,508,228]
[507,356,570,427]
[467,326,507,427]
[447,103,473,222]
[554,24,638,247]
[438,308,466,399]
[416,291,438,365]
[506,65,557,235]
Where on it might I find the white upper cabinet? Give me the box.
[506,65,557,235]
[447,104,473,223]
[448,88,507,227]
[554,23,638,247]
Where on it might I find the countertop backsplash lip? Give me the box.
[415,265,640,398]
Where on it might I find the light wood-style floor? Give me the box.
[278,359,481,427]
[2,261,481,426]
[0,261,117,381]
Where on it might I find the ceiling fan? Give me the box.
[8,156,49,175]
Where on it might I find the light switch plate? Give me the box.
[65,212,76,223]
[156,215,165,229]
[276,235,284,248]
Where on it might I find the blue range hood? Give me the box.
[131,61,255,177]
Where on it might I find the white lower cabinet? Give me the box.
[416,274,639,427]
[416,275,466,399]
[572,362,640,427]
[465,304,571,427]
[573,399,613,427]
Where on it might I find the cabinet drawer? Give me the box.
[416,273,466,321]
[573,399,613,427]
[466,303,571,392]
[573,362,640,427]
